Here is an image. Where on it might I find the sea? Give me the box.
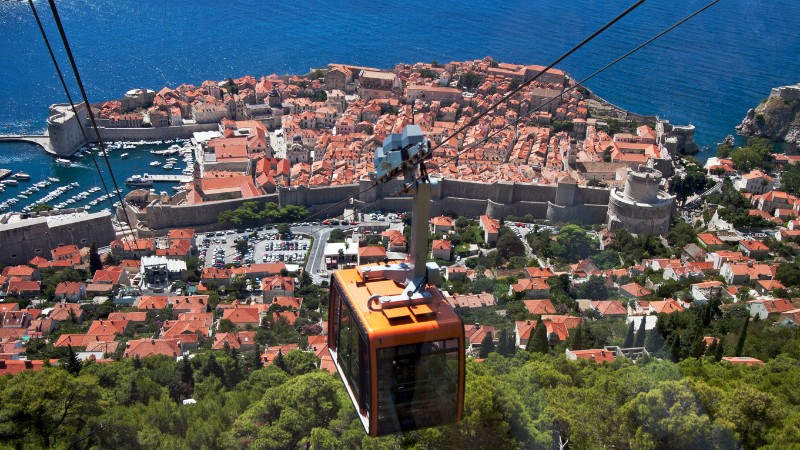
[0,0,798,213]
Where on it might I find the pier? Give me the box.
[145,175,193,183]
[0,134,54,154]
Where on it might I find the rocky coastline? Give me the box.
[737,83,800,146]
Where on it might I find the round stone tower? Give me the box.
[607,165,674,236]
[623,166,661,203]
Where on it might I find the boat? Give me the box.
[125,174,153,187]
[3,179,18,186]
[163,163,174,170]
[55,158,72,167]
[13,172,30,181]
[150,161,161,167]
[48,177,60,183]
[120,153,129,159]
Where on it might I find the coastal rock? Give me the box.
[736,84,800,145]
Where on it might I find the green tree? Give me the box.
[283,349,319,375]
[623,321,635,348]
[218,318,235,333]
[527,319,549,354]
[32,203,53,212]
[479,331,495,358]
[716,142,732,158]
[223,372,340,449]
[63,344,82,375]
[273,349,287,372]
[569,325,585,350]
[634,318,647,347]
[277,223,291,236]
[89,243,103,275]
[714,340,724,361]
[0,368,102,448]
[689,336,707,359]
[556,224,595,262]
[575,275,609,300]
[496,227,526,261]
[328,228,346,242]
[735,315,750,357]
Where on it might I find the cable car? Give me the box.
[328,263,465,436]
[328,126,465,436]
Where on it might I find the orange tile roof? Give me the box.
[568,349,615,363]
[107,312,148,322]
[124,338,182,358]
[523,299,557,315]
[619,282,652,298]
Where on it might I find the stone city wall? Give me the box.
[0,211,115,266]
[130,178,616,232]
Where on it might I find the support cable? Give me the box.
[46,0,138,239]
[27,0,132,240]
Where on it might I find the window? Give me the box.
[336,298,370,413]
[376,339,460,434]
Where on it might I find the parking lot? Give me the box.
[197,227,311,268]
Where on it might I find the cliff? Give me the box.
[736,83,800,145]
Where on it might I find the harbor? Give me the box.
[0,138,197,214]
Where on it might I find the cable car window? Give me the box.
[337,300,369,412]
[376,340,460,435]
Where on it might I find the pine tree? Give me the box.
[527,320,549,354]
[64,344,81,375]
[245,345,263,372]
[298,335,309,351]
[133,355,143,369]
[634,317,647,347]
[690,337,707,359]
[735,315,750,357]
[714,340,724,362]
[623,321,635,348]
[274,349,287,371]
[479,331,495,358]
[228,348,242,387]
[181,354,194,385]
[645,328,665,353]
[202,353,225,381]
[569,326,584,350]
[126,377,139,405]
[497,328,509,356]
[706,339,717,357]
[670,334,682,362]
[89,242,103,275]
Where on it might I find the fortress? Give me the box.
[120,172,673,237]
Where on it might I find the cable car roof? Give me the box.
[332,264,462,342]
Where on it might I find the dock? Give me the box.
[145,175,193,183]
[0,169,10,181]
[0,134,55,154]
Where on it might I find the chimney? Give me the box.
[475,323,480,329]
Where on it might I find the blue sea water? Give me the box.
[0,0,798,210]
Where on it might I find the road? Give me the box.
[303,226,333,284]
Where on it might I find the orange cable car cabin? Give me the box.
[327,264,465,436]
[327,124,465,437]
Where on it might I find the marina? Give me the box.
[0,139,196,214]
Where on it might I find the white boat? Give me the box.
[120,153,129,159]
[55,158,72,167]
[150,161,161,167]
[163,163,174,170]
[48,177,60,183]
